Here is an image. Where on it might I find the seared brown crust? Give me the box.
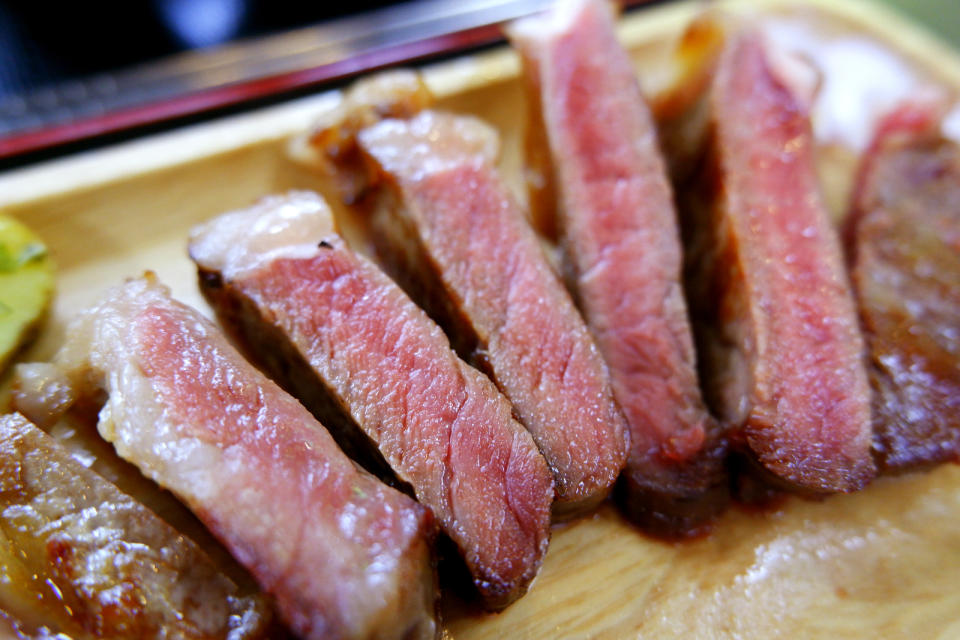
[848,103,960,473]
[306,70,434,204]
[616,439,728,539]
[0,413,271,639]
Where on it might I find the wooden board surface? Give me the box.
[1,1,959,638]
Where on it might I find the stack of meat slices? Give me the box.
[649,7,959,493]
[7,0,960,636]
[308,83,631,520]
[11,276,439,640]
[189,191,554,610]
[350,111,631,519]
[670,20,877,495]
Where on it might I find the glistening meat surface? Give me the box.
[190,192,553,610]
[353,112,629,517]
[848,102,960,473]
[509,0,728,536]
[44,276,438,640]
[681,29,874,493]
[0,413,270,639]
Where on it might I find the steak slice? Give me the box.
[848,100,960,473]
[508,0,728,537]
[40,276,439,640]
[0,412,271,639]
[681,29,874,493]
[190,191,553,610]
[349,111,629,518]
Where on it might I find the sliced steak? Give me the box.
[680,29,874,493]
[848,101,960,473]
[347,111,629,518]
[190,191,553,610]
[508,0,728,536]
[0,412,271,639]
[40,276,438,640]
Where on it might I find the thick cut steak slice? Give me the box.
[682,29,874,493]
[353,111,629,518]
[509,0,728,536]
[848,101,960,473]
[43,276,438,640]
[190,192,553,610]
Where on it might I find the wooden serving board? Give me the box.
[2,1,959,638]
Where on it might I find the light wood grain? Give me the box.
[1,1,959,638]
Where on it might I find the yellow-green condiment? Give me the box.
[0,214,53,371]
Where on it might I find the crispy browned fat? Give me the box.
[848,100,960,473]
[0,412,270,639]
[305,70,434,203]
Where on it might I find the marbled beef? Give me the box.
[509,0,728,536]
[37,276,439,640]
[680,29,874,493]
[190,191,553,609]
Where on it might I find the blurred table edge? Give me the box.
[0,0,656,165]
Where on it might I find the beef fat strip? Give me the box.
[190,191,553,610]
[26,276,438,640]
[303,69,434,204]
[680,29,874,493]
[848,101,960,473]
[509,0,728,536]
[338,111,629,518]
[0,413,271,639]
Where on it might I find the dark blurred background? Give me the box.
[1,0,955,101]
[0,0,402,99]
[0,0,954,164]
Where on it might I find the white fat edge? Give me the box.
[762,18,959,150]
[99,366,213,496]
[43,277,220,511]
[190,191,339,282]
[28,279,139,428]
[359,111,500,183]
[75,281,221,507]
[346,68,426,109]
